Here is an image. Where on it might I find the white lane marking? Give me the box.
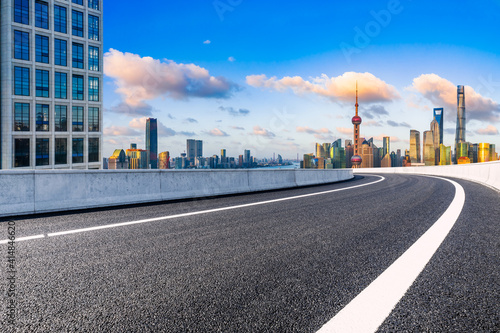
[0,234,45,244]
[317,176,465,333]
[0,176,384,241]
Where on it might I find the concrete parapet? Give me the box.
[353,161,500,192]
[0,169,353,217]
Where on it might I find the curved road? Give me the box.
[0,174,498,332]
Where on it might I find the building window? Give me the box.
[14,31,29,61]
[36,138,49,166]
[55,138,67,165]
[35,1,49,29]
[88,138,99,162]
[72,106,84,131]
[72,138,84,164]
[54,5,67,33]
[55,72,67,99]
[88,77,99,101]
[89,46,99,71]
[36,104,49,131]
[72,75,84,100]
[14,139,30,167]
[14,103,30,131]
[72,10,84,37]
[72,42,84,69]
[35,35,49,63]
[55,39,67,66]
[88,0,100,10]
[55,105,67,131]
[88,15,99,41]
[14,67,30,96]
[88,107,99,132]
[72,0,84,5]
[36,69,50,98]
[14,0,30,25]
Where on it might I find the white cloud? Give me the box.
[104,49,239,108]
[252,126,275,138]
[296,126,332,135]
[476,125,499,135]
[104,126,141,137]
[246,71,400,103]
[228,56,236,62]
[410,74,500,121]
[208,128,229,137]
[203,40,211,44]
[336,127,353,135]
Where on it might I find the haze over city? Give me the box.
[102,0,500,160]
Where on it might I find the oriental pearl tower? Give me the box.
[351,82,362,168]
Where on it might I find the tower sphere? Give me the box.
[351,155,362,166]
[352,115,362,125]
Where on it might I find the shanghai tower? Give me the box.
[455,85,466,162]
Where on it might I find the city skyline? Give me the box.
[102,0,500,160]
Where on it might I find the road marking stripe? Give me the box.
[317,175,465,333]
[0,176,384,241]
[0,234,45,244]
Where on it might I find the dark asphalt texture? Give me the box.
[0,174,498,332]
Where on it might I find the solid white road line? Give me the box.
[0,176,384,241]
[317,176,465,333]
[0,234,45,244]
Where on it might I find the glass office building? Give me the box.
[1,0,103,169]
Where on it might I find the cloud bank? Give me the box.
[411,74,500,121]
[246,71,400,103]
[104,49,239,108]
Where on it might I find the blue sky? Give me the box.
[102,0,500,159]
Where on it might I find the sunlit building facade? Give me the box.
[455,86,466,162]
[1,0,103,169]
[439,144,451,165]
[108,149,128,169]
[423,130,435,166]
[410,130,421,164]
[478,143,490,163]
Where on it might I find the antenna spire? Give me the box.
[355,81,359,116]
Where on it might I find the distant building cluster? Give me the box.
[303,84,498,169]
[104,118,293,170]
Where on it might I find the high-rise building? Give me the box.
[478,143,490,163]
[1,0,103,169]
[108,149,128,169]
[351,82,362,168]
[159,151,170,169]
[455,85,466,162]
[126,147,147,169]
[244,149,251,166]
[433,108,444,145]
[146,118,158,169]
[439,144,452,165]
[468,143,478,163]
[316,143,325,158]
[409,130,421,164]
[489,144,497,162]
[423,130,435,166]
[196,140,203,158]
[187,139,196,159]
[430,118,441,165]
[382,137,390,158]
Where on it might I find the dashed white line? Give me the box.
[1,176,385,241]
[317,175,465,333]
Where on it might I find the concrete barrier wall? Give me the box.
[353,160,500,192]
[0,169,353,217]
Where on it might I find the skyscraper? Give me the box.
[430,118,441,165]
[455,85,466,162]
[146,118,158,169]
[382,137,390,158]
[410,130,421,164]
[433,108,444,145]
[351,82,362,168]
[195,140,203,158]
[187,139,196,159]
[423,130,435,166]
[1,0,103,169]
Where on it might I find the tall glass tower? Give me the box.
[433,108,444,145]
[455,85,466,162]
[146,118,158,169]
[1,0,103,169]
[351,82,362,168]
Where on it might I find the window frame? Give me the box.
[14,30,30,61]
[14,103,30,132]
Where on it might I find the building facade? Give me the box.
[455,85,466,162]
[409,130,421,164]
[1,0,103,169]
[146,118,157,169]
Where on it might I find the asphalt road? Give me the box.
[0,174,498,332]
